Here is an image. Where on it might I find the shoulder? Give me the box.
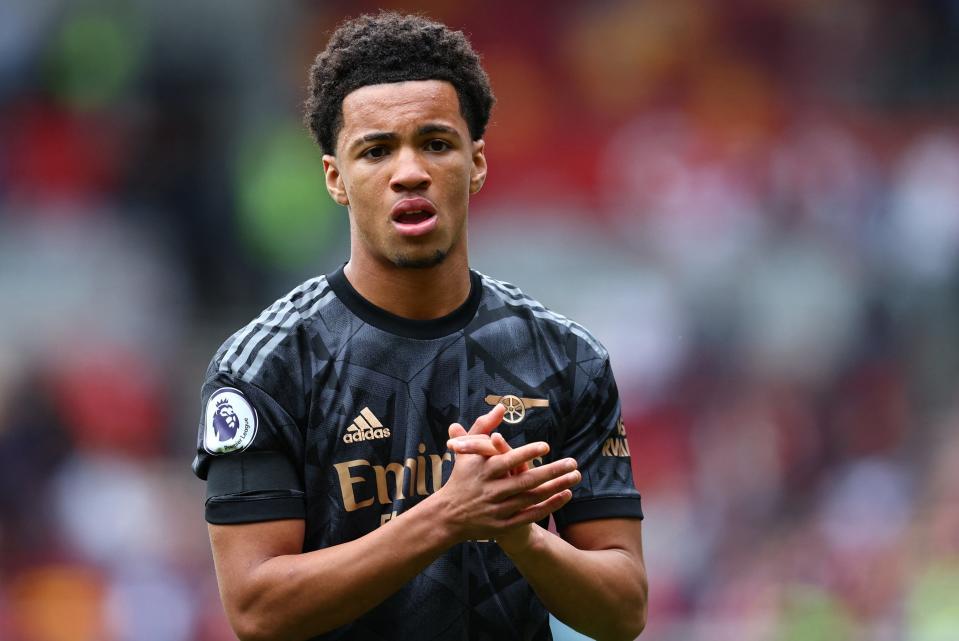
[474,271,609,363]
[208,275,335,385]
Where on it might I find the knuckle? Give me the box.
[488,482,511,501]
[518,474,537,492]
[529,470,552,488]
[527,478,551,496]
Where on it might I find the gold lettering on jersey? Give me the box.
[335,444,455,518]
[373,462,410,502]
[601,438,631,457]
[333,459,376,511]
[601,417,630,457]
[428,452,452,493]
[416,443,428,495]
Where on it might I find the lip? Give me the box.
[390,197,438,237]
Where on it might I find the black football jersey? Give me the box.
[193,265,643,641]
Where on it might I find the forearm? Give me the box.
[500,524,648,641]
[211,427,575,641]
[215,497,454,641]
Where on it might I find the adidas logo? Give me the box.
[343,407,391,444]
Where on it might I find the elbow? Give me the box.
[614,574,648,640]
[227,597,294,641]
[628,572,649,638]
[588,598,647,641]
[230,610,277,641]
[581,569,648,641]
[625,606,647,639]
[603,610,646,641]
[232,611,306,641]
[228,594,331,641]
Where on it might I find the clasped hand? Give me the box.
[439,403,580,546]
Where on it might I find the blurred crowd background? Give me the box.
[1,1,958,640]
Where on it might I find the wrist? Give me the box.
[414,490,463,549]
[497,523,545,557]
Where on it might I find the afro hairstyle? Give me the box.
[304,11,495,155]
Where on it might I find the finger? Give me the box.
[487,457,577,500]
[522,470,581,501]
[491,433,511,453]
[504,458,577,494]
[488,443,556,478]
[448,423,468,439]
[494,470,581,515]
[448,434,493,444]
[447,436,500,456]
[503,489,573,527]
[468,403,506,436]
[491,433,528,474]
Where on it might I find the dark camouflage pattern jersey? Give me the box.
[193,265,643,641]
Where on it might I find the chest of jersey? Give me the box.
[300,322,560,539]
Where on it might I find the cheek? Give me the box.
[438,160,473,199]
[342,171,384,214]
[343,178,393,242]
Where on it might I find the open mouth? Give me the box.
[393,210,434,225]
[390,199,439,236]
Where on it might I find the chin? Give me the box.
[392,249,448,269]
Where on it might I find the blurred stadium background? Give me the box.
[1,1,958,640]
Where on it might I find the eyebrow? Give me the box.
[347,123,462,152]
[417,123,461,138]
[348,131,397,151]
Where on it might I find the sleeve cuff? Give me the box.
[553,495,644,528]
[205,491,306,524]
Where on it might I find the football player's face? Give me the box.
[323,80,486,269]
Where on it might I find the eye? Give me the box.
[426,139,450,152]
[362,146,388,159]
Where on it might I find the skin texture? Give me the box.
[208,79,647,641]
[323,80,486,320]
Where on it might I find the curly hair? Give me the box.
[304,11,495,155]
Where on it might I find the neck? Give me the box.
[344,250,471,320]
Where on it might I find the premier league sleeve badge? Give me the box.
[204,387,259,455]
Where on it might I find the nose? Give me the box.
[390,147,431,192]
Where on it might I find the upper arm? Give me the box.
[194,362,309,627]
[559,518,645,563]
[560,518,648,612]
[208,519,306,620]
[194,372,306,524]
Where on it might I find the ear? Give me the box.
[469,139,487,195]
[323,155,350,206]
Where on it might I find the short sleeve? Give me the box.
[552,356,643,529]
[192,365,305,525]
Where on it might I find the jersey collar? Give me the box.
[326,265,482,339]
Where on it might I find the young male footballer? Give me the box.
[193,12,647,641]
